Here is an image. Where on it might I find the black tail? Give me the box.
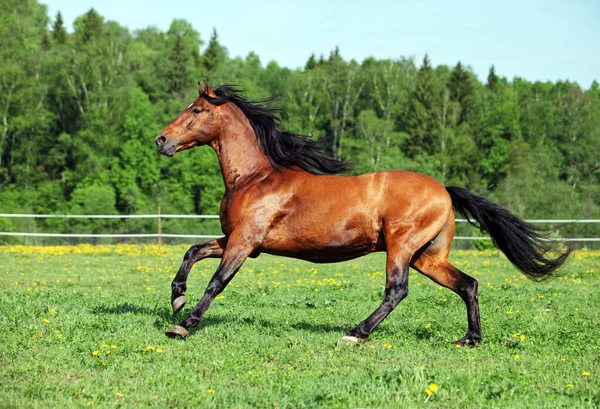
[446,186,571,281]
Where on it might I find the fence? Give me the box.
[1,211,599,244]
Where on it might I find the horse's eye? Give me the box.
[192,108,201,114]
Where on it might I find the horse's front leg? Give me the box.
[171,238,227,314]
[166,233,255,338]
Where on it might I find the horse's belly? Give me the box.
[259,221,383,263]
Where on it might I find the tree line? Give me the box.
[0,1,598,245]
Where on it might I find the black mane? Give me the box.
[202,85,351,175]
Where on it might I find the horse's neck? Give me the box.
[210,114,271,189]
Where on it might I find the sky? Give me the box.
[44,0,599,88]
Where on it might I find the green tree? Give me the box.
[305,54,317,70]
[448,61,475,125]
[487,65,498,91]
[202,28,226,74]
[405,54,439,157]
[52,11,68,44]
[75,8,103,44]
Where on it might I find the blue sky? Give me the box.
[44,0,599,88]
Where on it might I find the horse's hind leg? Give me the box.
[342,243,412,344]
[170,237,227,314]
[411,235,481,345]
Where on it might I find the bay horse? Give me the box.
[155,82,570,345]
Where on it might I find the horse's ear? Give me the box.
[204,80,217,98]
[198,81,204,96]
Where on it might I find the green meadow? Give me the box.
[1,245,598,408]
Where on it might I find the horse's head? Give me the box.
[155,81,221,157]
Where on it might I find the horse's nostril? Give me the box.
[156,135,167,145]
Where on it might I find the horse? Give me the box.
[155,81,570,345]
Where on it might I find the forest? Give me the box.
[0,1,598,245]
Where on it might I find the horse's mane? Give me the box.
[201,85,351,175]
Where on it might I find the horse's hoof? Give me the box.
[172,295,186,314]
[165,325,189,339]
[452,335,481,347]
[340,335,367,345]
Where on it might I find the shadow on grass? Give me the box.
[290,321,349,334]
[92,303,351,336]
[93,303,163,316]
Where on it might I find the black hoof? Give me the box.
[171,295,186,314]
[165,325,189,339]
[453,334,481,347]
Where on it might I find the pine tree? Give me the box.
[448,62,475,125]
[52,12,68,44]
[202,28,225,72]
[305,53,317,70]
[405,54,439,157]
[487,65,499,91]
[328,46,341,64]
[167,33,189,95]
[79,8,103,44]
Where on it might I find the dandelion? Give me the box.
[514,354,520,360]
[115,392,124,398]
[383,343,392,349]
[86,402,93,406]
[520,335,526,341]
[156,348,163,353]
[424,383,439,402]
[42,318,49,323]
[110,345,117,349]
[145,345,155,352]
[207,389,215,394]
[92,350,99,357]
[106,350,111,355]
[582,371,590,377]
[566,384,573,388]
[425,323,432,329]
[48,308,56,315]
[102,344,109,349]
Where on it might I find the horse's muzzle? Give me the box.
[155,135,175,156]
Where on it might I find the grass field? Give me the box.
[0,245,598,408]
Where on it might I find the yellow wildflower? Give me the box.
[207,389,215,394]
[115,392,124,398]
[566,384,573,388]
[514,354,520,360]
[582,371,590,377]
[425,323,431,329]
[110,345,117,349]
[520,335,526,341]
[92,350,99,357]
[429,383,439,393]
[156,348,163,353]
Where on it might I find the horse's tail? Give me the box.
[445,186,571,281]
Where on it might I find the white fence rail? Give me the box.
[0,213,598,242]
